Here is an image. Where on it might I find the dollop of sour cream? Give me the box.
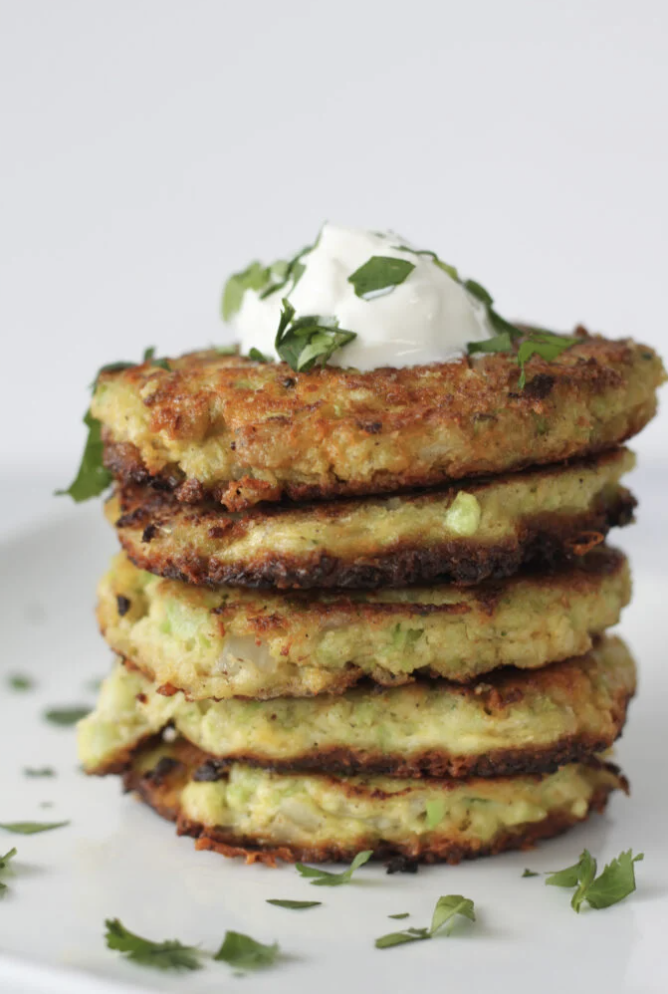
[231,224,497,372]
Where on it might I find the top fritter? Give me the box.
[80,226,665,510]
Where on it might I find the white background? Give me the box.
[0,0,666,475]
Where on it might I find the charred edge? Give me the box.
[143,756,183,786]
[180,723,631,782]
[193,758,230,782]
[116,594,131,617]
[117,494,636,590]
[385,855,419,874]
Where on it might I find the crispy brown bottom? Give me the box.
[187,730,630,782]
[120,741,627,867]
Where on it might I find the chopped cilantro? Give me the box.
[44,706,90,726]
[214,931,279,969]
[266,899,321,910]
[546,849,644,912]
[274,299,356,372]
[0,821,69,834]
[105,918,201,971]
[348,256,415,299]
[295,849,372,886]
[376,894,475,949]
[248,347,272,362]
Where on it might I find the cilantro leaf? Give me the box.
[259,243,315,300]
[105,918,201,971]
[375,928,430,949]
[570,850,598,913]
[467,332,514,355]
[248,347,272,363]
[23,768,56,778]
[463,278,494,307]
[348,256,415,299]
[149,356,171,371]
[295,849,372,886]
[376,894,475,949]
[546,849,594,890]
[266,899,321,910]
[585,851,644,909]
[430,895,476,936]
[44,706,90,726]
[522,868,539,878]
[545,849,643,912]
[0,821,69,834]
[222,261,272,321]
[274,299,357,373]
[58,347,169,503]
[7,674,33,691]
[0,848,17,869]
[55,409,113,502]
[517,330,577,388]
[468,326,577,388]
[214,931,279,969]
[93,347,168,386]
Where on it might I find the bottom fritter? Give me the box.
[120,737,627,866]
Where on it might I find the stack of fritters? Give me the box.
[79,333,664,865]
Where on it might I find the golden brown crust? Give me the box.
[94,331,665,509]
[120,741,627,866]
[108,454,636,590]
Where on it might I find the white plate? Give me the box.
[1,468,667,994]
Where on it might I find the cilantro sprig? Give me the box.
[546,849,644,912]
[295,849,372,886]
[259,242,314,301]
[105,919,281,974]
[105,919,202,971]
[222,261,272,321]
[56,409,112,503]
[275,299,357,372]
[222,242,315,321]
[376,894,475,949]
[57,347,170,503]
